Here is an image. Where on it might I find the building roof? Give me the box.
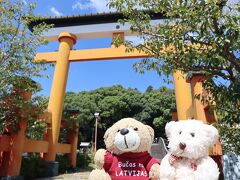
[29,12,166,31]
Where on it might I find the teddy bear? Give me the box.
[159,119,219,180]
[88,118,160,180]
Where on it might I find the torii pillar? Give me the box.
[187,73,207,123]
[45,32,77,161]
[173,70,193,120]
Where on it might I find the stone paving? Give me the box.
[37,168,91,180]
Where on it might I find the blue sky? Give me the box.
[28,0,173,96]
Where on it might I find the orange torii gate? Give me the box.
[0,12,222,178]
[32,11,221,157]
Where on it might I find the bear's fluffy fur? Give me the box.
[88,118,160,180]
[160,119,219,180]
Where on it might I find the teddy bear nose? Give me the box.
[120,128,129,135]
[179,142,186,150]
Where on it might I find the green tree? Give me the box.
[64,85,143,147]
[108,0,240,125]
[145,85,153,93]
[217,123,240,153]
[0,0,49,134]
[64,85,175,148]
[136,87,175,138]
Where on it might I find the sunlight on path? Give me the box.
[37,170,91,180]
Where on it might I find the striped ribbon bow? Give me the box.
[169,154,197,171]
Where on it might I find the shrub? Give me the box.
[56,154,71,174]
[20,154,48,179]
[76,152,94,168]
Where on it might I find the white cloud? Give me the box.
[72,0,113,13]
[50,7,64,17]
[72,2,94,10]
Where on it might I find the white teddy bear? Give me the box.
[160,119,219,180]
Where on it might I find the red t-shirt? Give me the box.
[104,151,159,180]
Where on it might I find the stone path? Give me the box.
[37,168,91,180]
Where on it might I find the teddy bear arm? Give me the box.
[88,169,111,180]
[149,163,160,179]
[94,149,107,169]
[159,154,176,180]
[195,157,219,180]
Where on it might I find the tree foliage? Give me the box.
[0,0,49,134]
[64,85,175,148]
[145,85,153,93]
[216,123,240,153]
[108,0,240,125]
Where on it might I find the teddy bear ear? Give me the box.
[146,125,154,140]
[165,121,176,138]
[204,124,219,145]
[104,128,110,140]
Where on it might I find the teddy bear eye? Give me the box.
[117,129,120,132]
[179,131,182,135]
[134,127,138,131]
[190,132,195,137]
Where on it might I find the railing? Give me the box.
[0,92,79,177]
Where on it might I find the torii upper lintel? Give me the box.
[29,12,166,42]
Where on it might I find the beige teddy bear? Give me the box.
[88,118,160,180]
